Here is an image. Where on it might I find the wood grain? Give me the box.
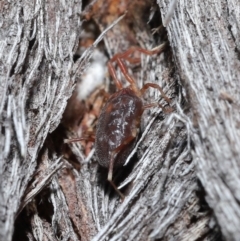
[0,0,239,240]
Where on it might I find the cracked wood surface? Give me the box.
[0,0,239,240]
[0,0,83,240]
[159,0,240,240]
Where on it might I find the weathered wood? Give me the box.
[0,0,83,240]
[159,0,240,240]
[1,0,239,240]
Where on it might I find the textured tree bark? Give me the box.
[159,0,240,240]
[0,0,239,241]
[0,0,83,240]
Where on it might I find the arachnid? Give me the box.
[65,43,172,200]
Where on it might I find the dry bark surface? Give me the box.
[0,0,239,240]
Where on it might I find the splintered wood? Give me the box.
[7,0,229,241]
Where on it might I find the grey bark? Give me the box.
[0,0,83,240]
[159,0,240,240]
[0,0,239,241]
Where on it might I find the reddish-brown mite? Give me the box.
[65,43,171,200]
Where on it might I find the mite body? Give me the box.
[95,44,171,199]
[95,87,143,168]
[95,88,144,200]
[65,44,171,200]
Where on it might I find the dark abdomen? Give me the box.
[95,88,143,168]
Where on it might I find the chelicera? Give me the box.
[66,43,171,200]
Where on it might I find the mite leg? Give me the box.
[108,43,168,93]
[109,56,140,95]
[92,88,110,102]
[116,58,137,87]
[110,42,167,64]
[140,83,171,104]
[64,136,95,143]
[143,102,173,114]
[107,135,136,201]
[107,157,125,201]
[110,58,141,96]
[107,62,123,90]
